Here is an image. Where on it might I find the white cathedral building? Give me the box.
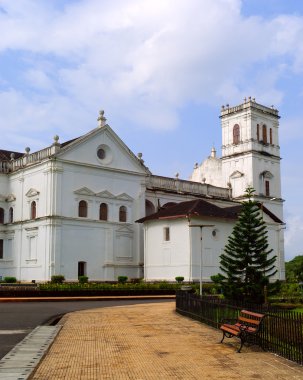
[0,99,285,282]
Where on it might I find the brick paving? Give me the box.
[31,302,303,380]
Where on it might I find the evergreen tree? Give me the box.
[219,187,277,303]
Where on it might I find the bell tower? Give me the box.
[220,98,283,219]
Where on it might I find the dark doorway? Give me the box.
[78,261,86,277]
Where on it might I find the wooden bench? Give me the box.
[220,309,265,353]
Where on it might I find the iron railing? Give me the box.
[176,291,303,365]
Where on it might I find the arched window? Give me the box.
[31,201,36,219]
[145,200,155,216]
[78,200,87,217]
[262,125,267,144]
[99,203,108,221]
[119,206,127,222]
[270,128,273,144]
[9,207,13,223]
[233,124,240,145]
[0,208,4,224]
[257,124,260,141]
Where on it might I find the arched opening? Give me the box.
[78,261,87,277]
[99,203,108,221]
[145,200,155,216]
[270,128,273,144]
[119,206,127,222]
[265,180,270,196]
[262,125,267,144]
[78,200,88,217]
[260,171,273,196]
[0,208,4,224]
[162,202,177,209]
[233,124,240,145]
[9,207,13,223]
[31,202,36,219]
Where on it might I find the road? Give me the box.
[0,299,173,359]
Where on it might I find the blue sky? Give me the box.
[0,0,303,261]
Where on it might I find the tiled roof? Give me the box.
[0,149,24,160]
[136,198,240,223]
[136,199,284,224]
[60,137,80,148]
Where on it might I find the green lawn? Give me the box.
[293,307,303,313]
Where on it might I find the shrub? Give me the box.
[175,276,184,283]
[4,276,17,283]
[51,275,65,284]
[130,278,143,284]
[118,276,128,284]
[78,276,89,284]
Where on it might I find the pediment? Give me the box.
[56,125,151,175]
[115,193,134,201]
[25,188,40,197]
[230,171,244,179]
[74,187,95,196]
[6,194,16,202]
[95,190,115,199]
[116,225,134,235]
[260,170,274,179]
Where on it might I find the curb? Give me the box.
[0,295,176,302]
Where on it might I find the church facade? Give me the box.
[0,99,285,282]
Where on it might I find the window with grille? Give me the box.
[0,208,4,224]
[233,124,240,145]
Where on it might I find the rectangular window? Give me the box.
[29,236,37,260]
[163,227,170,241]
[0,239,3,259]
[265,180,270,197]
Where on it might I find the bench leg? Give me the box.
[237,336,245,353]
[220,331,226,343]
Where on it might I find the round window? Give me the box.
[97,148,106,159]
[96,144,113,164]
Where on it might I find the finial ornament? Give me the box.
[25,147,30,155]
[97,110,107,127]
[211,146,216,158]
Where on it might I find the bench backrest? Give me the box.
[238,310,265,330]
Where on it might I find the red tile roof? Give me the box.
[136,198,241,223]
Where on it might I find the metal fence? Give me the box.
[176,290,303,365]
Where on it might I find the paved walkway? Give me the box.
[31,302,303,380]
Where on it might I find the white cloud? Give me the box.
[0,0,303,137]
[0,0,303,258]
